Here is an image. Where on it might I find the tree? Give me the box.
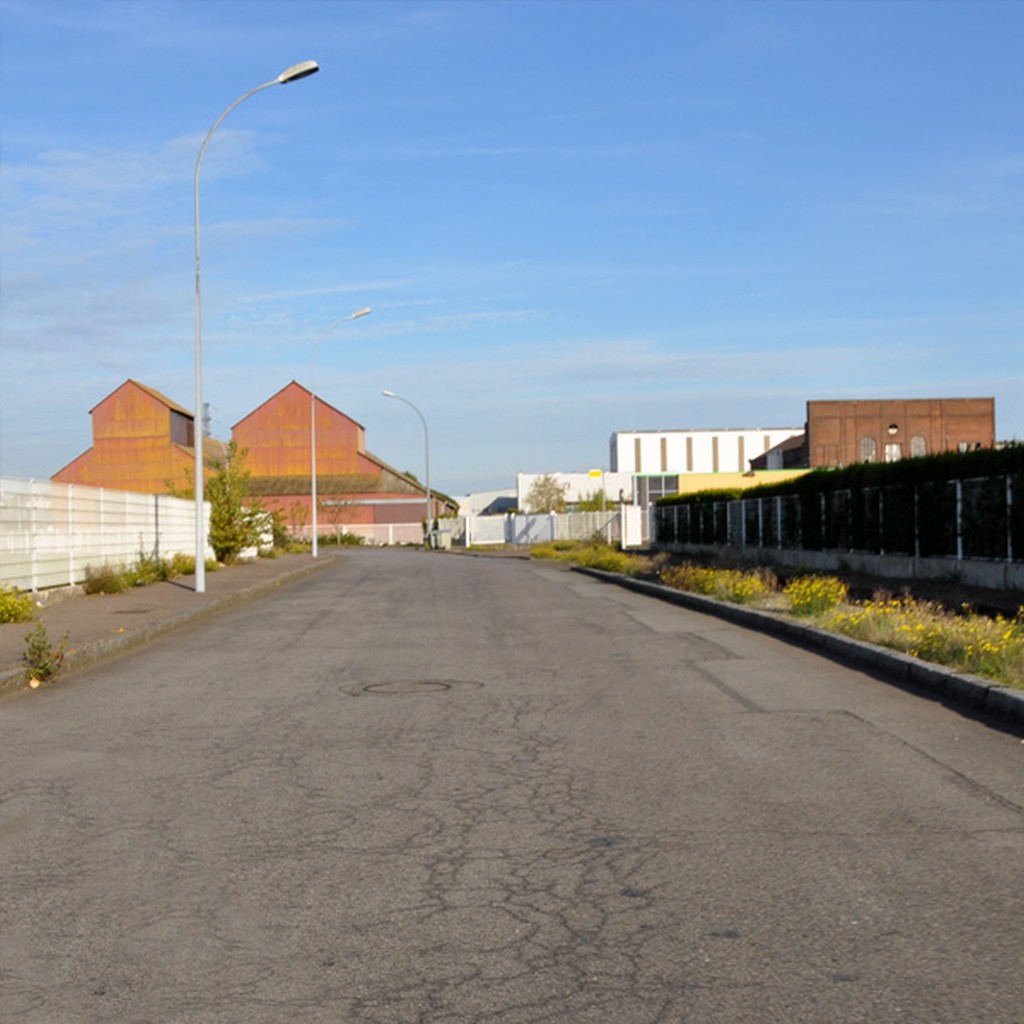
[206,441,265,564]
[575,489,608,512]
[526,474,567,514]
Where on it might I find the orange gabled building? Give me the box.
[232,381,440,531]
[52,379,224,494]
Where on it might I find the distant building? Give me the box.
[805,398,995,468]
[610,427,806,477]
[610,427,807,506]
[50,378,456,540]
[52,379,225,493]
[457,490,518,516]
[233,381,455,533]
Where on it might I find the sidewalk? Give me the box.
[0,553,336,694]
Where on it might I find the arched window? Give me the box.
[910,435,927,457]
[859,436,877,463]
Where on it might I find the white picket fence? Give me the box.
[0,477,205,591]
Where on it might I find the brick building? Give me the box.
[805,398,995,468]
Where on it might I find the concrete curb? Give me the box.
[574,567,1024,727]
[0,558,333,696]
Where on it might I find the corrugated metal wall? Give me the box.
[1,477,205,591]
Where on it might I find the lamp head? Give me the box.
[382,389,396,398]
[278,60,320,84]
[351,307,372,320]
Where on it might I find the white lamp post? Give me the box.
[193,60,319,593]
[381,390,432,545]
[311,307,372,557]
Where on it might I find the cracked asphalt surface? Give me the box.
[2,548,1023,1022]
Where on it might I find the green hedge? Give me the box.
[655,445,1024,560]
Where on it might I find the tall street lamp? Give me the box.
[193,60,319,593]
[381,390,432,545]
[311,307,372,557]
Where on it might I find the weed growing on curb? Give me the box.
[23,620,68,686]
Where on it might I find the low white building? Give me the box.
[610,427,805,477]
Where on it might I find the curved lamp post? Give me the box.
[381,390,432,545]
[311,307,372,557]
[193,60,319,593]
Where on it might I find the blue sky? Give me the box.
[2,0,1022,496]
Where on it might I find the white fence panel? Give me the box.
[343,523,425,546]
[458,511,623,547]
[509,514,555,545]
[1,477,204,591]
[464,516,509,546]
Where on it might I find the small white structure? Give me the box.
[456,489,518,516]
[516,471,634,512]
[610,427,805,476]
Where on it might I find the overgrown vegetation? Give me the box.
[661,564,777,605]
[828,595,1024,685]
[532,539,646,576]
[0,585,37,624]
[534,545,1024,690]
[82,551,217,595]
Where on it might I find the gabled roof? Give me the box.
[233,380,365,431]
[90,378,193,419]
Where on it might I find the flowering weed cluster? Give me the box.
[661,564,776,605]
[782,575,849,618]
[658,562,1024,690]
[828,595,1024,686]
[0,584,37,624]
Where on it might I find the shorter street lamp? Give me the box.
[381,390,431,545]
[311,308,372,557]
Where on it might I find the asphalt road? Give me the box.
[2,548,1022,1023]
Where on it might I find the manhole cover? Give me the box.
[361,680,481,696]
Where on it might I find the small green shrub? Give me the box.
[83,564,129,594]
[0,585,37,624]
[168,552,196,577]
[127,550,172,586]
[783,575,848,617]
[23,620,68,684]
